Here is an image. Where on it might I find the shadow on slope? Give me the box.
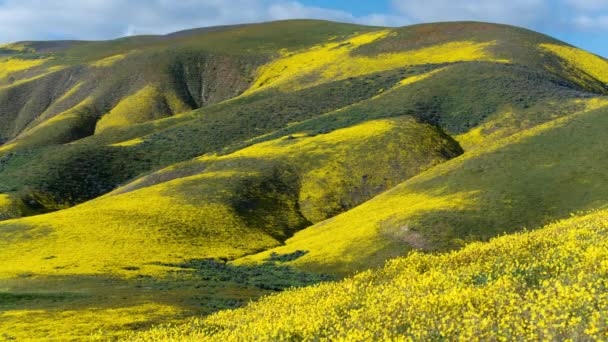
[0,258,332,340]
[140,208,608,341]
[236,99,608,274]
[0,68,408,218]
[0,117,460,279]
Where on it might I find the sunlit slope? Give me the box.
[242,62,594,152]
[237,99,608,274]
[0,117,460,277]
[138,209,608,341]
[541,43,608,86]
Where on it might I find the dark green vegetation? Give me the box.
[157,258,334,292]
[0,21,603,217]
[1,19,608,339]
[0,64,408,212]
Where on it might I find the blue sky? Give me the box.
[0,0,607,57]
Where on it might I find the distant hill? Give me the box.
[1,20,607,340]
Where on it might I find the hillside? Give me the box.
[237,98,608,274]
[1,19,608,340]
[136,208,608,341]
[0,117,461,278]
[0,20,605,217]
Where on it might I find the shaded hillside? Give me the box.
[0,117,460,278]
[238,99,608,274]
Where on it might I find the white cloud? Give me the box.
[565,0,608,10]
[572,14,608,29]
[560,0,608,30]
[0,0,369,43]
[390,0,548,26]
[1,0,608,44]
[359,13,410,27]
[267,1,354,22]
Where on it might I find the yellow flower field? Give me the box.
[136,209,608,341]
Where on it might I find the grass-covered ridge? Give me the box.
[541,43,608,85]
[136,209,608,341]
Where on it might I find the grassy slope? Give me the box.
[237,98,608,274]
[0,117,460,339]
[1,21,605,220]
[0,117,460,277]
[0,68,408,214]
[137,208,608,341]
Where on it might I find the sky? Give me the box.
[0,0,607,57]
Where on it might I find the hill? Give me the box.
[0,116,460,340]
[1,20,606,217]
[1,19,608,339]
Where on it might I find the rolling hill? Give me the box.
[1,19,608,340]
